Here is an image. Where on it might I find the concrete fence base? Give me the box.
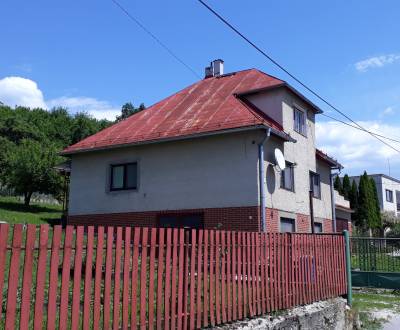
[214,298,351,330]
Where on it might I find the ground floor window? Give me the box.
[314,222,323,233]
[110,162,137,191]
[157,213,204,229]
[280,217,295,233]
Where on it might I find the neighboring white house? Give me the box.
[349,174,400,217]
[334,190,353,233]
[62,60,342,233]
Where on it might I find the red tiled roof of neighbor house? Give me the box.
[62,69,317,155]
[316,148,343,169]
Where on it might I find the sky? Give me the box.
[1,0,400,178]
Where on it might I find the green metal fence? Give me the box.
[351,237,400,289]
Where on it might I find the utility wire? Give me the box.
[321,113,400,145]
[111,0,400,152]
[111,0,201,79]
[197,0,400,154]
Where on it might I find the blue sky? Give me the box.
[1,0,400,177]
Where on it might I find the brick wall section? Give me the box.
[68,206,328,234]
[323,219,333,233]
[265,208,279,232]
[68,206,261,232]
[296,213,311,233]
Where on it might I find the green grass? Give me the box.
[352,253,400,272]
[352,290,400,329]
[0,196,62,224]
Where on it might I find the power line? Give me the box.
[111,0,400,153]
[110,0,201,79]
[197,0,400,154]
[321,113,400,145]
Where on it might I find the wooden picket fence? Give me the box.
[0,224,347,329]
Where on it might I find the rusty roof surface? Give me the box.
[62,69,289,155]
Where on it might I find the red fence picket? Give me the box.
[0,224,347,329]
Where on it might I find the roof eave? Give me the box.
[60,124,291,156]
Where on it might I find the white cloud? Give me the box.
[355,54,400,72]
[0,76,46,108]
[316,120,400,177]
[0,76,120,121]
[47,96,120,121]
[381,106,395,116]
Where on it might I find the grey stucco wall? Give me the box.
[69,87,334,225]
[69,130,260,215]
[251,88,333,220]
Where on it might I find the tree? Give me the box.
[334,176,342,194]
[3,139,62,205]
[357,172,381,233]
[370,178,382,228]
[342,174,351,200]
[357,172,371,230]
[349,180,359,223]
[116,102,145,122]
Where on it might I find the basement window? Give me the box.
[314,222,323,233]
[280,217,295,233]
[110,162,137,191]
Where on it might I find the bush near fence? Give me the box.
[0,224,347,329]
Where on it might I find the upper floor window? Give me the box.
[294,107,307,136]
[309,171,321,199]
[386,189,393,203]
[110,162,138,191]
[280,162,295,192]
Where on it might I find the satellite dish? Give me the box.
[274,149,286,171]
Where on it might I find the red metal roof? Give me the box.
[62,69,288,154]
[316,148,343,169]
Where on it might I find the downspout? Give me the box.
[330,168,341,232]
[259,127,272,232]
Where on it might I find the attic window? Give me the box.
[110,163,137,191]
[294,107,307,136]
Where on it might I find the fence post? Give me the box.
[343,230,352,306]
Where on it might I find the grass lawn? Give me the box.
[0,195,62,224]
[353,289,400,329]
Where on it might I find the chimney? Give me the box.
[212,59,224,76]
[204,63,213,78]
[204,59,224,78]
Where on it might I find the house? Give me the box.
[334,189,353,233]
[62,60,342,232]
[349,174,400,217]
